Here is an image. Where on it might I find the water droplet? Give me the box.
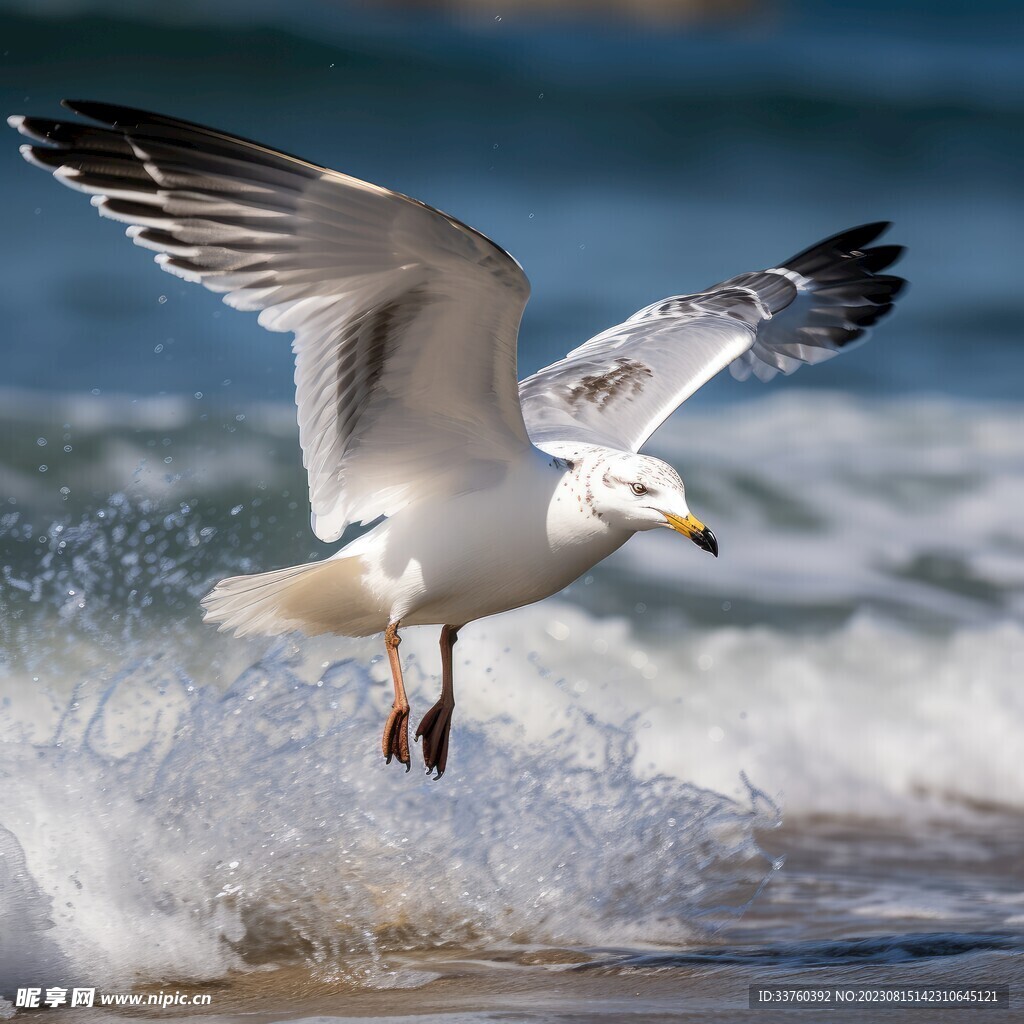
[546,620,570,641]
[157,294,167,304]
[36,437,46,447]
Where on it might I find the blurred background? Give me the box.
[1,0,1020,405]
[1,0,1023,1010]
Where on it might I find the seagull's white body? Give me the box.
[256,449,629,637]
[354,451,628,629]
[11,100,906,644]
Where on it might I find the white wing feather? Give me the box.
[519,291,763,451]
[12,102,532,541]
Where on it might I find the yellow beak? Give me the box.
[661,511,719,557]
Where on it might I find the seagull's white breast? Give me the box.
[345,448,631,628]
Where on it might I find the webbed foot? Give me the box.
[415,700,454,779]
[382,702,411,770]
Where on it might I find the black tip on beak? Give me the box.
[694,526,718,558]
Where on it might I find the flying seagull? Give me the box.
[11,101,906,778]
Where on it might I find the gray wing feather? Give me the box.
[520,223,905,452]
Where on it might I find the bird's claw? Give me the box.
[415,700,454,780]
[382,703,411,771]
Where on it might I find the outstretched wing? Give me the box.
[12,100,533,541]
[519,223,906,452]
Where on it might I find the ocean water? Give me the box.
[2,391,1022,1020]
[1,2,1023,1020]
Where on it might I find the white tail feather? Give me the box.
[201,555,384,639]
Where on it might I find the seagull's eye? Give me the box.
[630,482,648,496]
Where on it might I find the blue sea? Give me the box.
[0,1,1022,1020]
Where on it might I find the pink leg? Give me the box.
[381,620,410,770]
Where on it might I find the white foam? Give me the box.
[0,631,777,989]
[634,391,1024,622]
[445,604,1024,818]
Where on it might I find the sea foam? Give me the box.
[0,634,777,990]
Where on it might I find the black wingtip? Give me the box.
[62,98,144,127]
[828,221,892,252]
[856,244,905,273]
[783,222,904,281]
[62,99,195,132]
[61,98,91,115]
[55,98,323,172]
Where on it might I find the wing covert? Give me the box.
[519,290,764,451]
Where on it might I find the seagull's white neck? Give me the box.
[539,444,634,552]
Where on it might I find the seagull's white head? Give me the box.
[586,452,718,556]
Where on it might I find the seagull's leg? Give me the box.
[381,620,411,770]
[415,624,460,779]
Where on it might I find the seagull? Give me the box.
[11,101,906,778]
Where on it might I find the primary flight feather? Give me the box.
[11,101,906,777]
